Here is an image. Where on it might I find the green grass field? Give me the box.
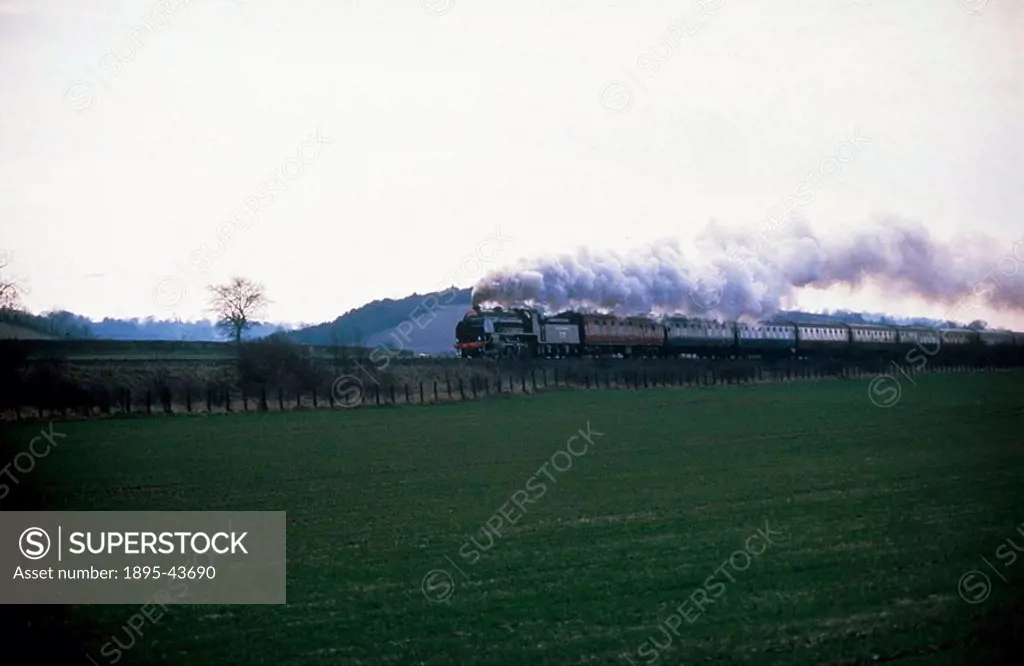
[4,372,1023,665]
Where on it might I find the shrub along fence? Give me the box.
[2,355,1016,422]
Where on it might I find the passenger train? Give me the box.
[454,306,1024,362]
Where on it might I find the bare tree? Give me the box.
[207,277,270,344]
[0,252,26,311]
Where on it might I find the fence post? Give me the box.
[509,375,514,393]
[471,379,477,399]
[484,378,489,395]
[446,377,452,400]
[146,390,152,415]
[521,374,527,393]
[260,386,268,412]
[125,388,131,414]
[185,389,192,413]
[207,389,213,412]
[312,387,318,408]
[405,384,410,404]
[434,381,439,402]
[375,384,380,405]
[584,374,590,389]
[277,387,284,411]
[543,368,548,387]
[532,370,537,391]
[554,368,559,386]
[420,381,425,403]
[390,385,396,404]
[459,378,466,401]
[296,390,301,408]
[225,389,232,412]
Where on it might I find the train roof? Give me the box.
[485,309,1016,334]
[845,323,897,330]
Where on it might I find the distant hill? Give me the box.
[87,317,294,341]
[362,304,470,354]
[0,322,54,339]
[0,307,297,341]
[0,308,92,338]
[287,287,472,354]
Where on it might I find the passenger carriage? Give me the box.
[664,318,735,358]
[847,324,899,354]
[793,323,850,357]
[736,322,796,358]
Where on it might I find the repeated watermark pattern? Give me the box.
[152,127,334,312]
[867,237,1023,408]
[422,0,455,17]
[622,520,784,664]
[691,126,871,312]
[84,519,234,664]
[331,225,513,407]
[420,421,604,604]
[599,0,727,114]
[85,602,168,665]
[957,520,1023,605]
[63,0,192,115]
[959,0,992,15]
[0,422,66,502]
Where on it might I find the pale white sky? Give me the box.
[1,0,1021,328]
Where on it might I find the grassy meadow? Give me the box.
[3,371,1022,665]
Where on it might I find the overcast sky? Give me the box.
[0,0,1020,328]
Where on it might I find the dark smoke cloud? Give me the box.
[471,215,1024,320]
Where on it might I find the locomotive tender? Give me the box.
[454,306,1024,362]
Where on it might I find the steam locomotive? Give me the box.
[454,306,1024,362]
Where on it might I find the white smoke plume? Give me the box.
[471,215,1024,321]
